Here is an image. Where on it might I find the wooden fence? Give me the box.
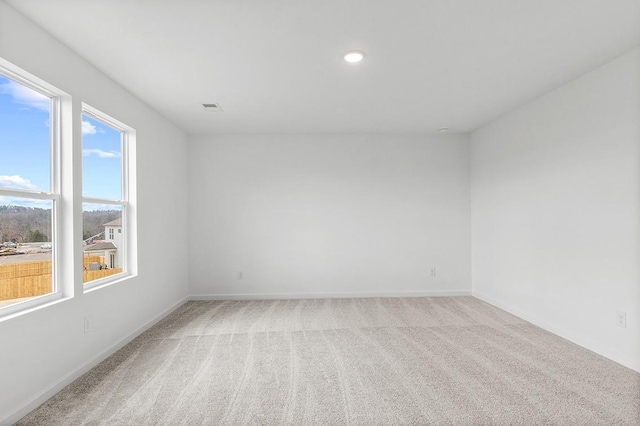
[84,268,123,283]
[0,259,123,301]
[83,255,105,269]
[83,254,122,282]
[0,260,52,301]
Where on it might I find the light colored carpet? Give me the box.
[18,297,640,425]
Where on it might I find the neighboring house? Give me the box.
[83,241,117,269]
[83,218,123,269]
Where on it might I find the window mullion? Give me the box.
[0,189,57,200]
[81,197,126,206]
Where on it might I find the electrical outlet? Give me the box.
[84,316,92,334]
[237,271,243,280]
[429,268,436,277]
[617,311,627,328]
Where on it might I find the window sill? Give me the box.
[0,292,69,323]
[83,272,137,294]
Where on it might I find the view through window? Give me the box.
[81,111,127,285]
[0,73,56,308]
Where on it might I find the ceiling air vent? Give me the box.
[202,103,223,112]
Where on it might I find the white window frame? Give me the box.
[82,104,136,291]
[0,61,66,318]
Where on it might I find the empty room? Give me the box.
[0,0,639,424]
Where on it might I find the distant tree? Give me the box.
[27,229,48,242]
[83,210,119,240]
[0,206,51,242]
[0,206,118,243]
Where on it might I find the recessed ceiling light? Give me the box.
[438,127,449,133]
[344,51,365,63]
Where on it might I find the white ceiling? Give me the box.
[7,0,640,134]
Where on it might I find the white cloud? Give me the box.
[82,120,97,135]
[0,175,40,191]
[0,79,49,111]
[82,148,120,158]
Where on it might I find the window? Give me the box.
[0,65,61,312]
[82,105,135,288]
[0,57,135,319]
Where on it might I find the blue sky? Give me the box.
[0,74,121,209]
[81,114,122,201]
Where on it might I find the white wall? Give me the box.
[2,2,635,422]
[471,47,640,371]
[0,2,190,423]
[189,134,471,298]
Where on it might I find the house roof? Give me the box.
[84,241,117,252]
[103,218,122,227]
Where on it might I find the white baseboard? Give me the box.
[473,291,640,373]
[190,290,471,300]
[2,296,189,426]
